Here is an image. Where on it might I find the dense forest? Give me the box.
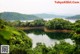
[0,18,80,54]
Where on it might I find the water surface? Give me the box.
[24,29,74,48]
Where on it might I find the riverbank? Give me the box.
[44,28,73,32]
[17,27,44,30]
[17,27,73,32]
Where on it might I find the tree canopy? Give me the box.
[45,18,73,30]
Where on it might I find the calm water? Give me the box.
[9,18,77,23]
[24,29,74,48]
[10,18,76,47]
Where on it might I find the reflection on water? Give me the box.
[24,29,74,48]
[27,33,59,48]
[46,32,72,39]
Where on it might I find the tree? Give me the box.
[45,18,73,30]
[74,20,80,33]
[29,19,45,27]
[54,40,75,54]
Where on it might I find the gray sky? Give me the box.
[0,0,80,15]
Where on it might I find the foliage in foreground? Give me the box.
[0,19,32,54]
[32,41,76,54]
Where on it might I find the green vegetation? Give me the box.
[32,41,75,54]
[12,18,73,30]
[72,20,80,41]
[0,12,41,20]
[45,18,73,30]
[34,13,67,18]
[73,20,80,34]
[1,18,80,54]
[67,15,80,19]
[29,19,45,27]
[12,19,45,27]
[71,20,80,54]
[0,19,32,54]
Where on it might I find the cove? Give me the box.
[24,29,74,48]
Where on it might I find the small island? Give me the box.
[16,18,73,33]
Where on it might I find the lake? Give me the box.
[10,18,76,48]
[24,29,74,48]
[9,18,77,23]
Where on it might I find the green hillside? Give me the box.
[0,12,41,20]
[67,15,80,19]
[34,13,67,18]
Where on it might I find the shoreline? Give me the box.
[17,27,73,32]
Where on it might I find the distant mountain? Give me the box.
[33,13,68,18]
[0,12,41,20]
[67,15,80,20]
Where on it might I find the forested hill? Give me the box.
[67,15,80,19]
[0,12,41,20]
[34,13,68,18]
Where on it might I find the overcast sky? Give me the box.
[0,0,80,15]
